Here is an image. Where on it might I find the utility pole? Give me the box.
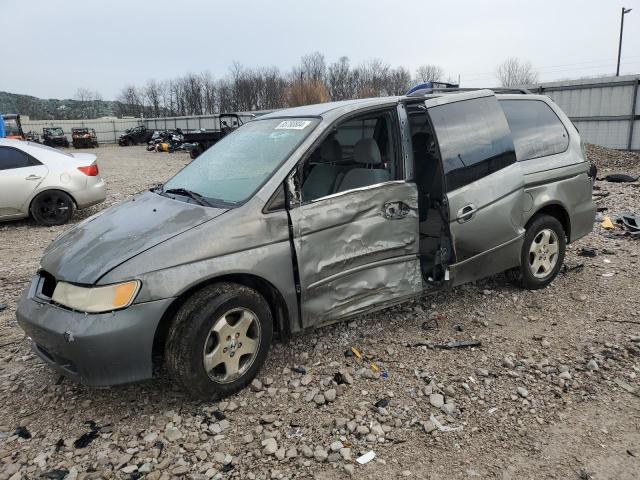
[617,7,633,76]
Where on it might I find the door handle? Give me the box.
[25,175,42,181]
[457,204,477,223]
[382,201,410,220]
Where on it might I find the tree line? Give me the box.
[4,55,538,120]
[114,53,450,118]
[114,54,539,118]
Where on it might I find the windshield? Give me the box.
[163,118,319,205]
[47,128,64,136]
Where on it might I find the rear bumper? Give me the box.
[74,178,106,209]
[569,199,596,243]
[16,275,173,387]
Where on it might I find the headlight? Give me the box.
[51,280,140,313]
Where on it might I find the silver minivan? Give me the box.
[16,89,596,398]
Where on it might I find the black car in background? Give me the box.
[119,125,152,146]
[42,127,69,147]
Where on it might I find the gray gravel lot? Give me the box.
[1,144,639,480]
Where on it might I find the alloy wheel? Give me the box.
[202,308,261,384]
[528,228,559,279]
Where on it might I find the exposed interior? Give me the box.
[406,102,450,284]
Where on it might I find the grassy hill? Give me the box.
[0,91,119,120]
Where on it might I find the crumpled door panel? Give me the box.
[289,182,421,327]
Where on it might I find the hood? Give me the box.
[40,191,227,284]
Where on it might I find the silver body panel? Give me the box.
[16,92,595,386]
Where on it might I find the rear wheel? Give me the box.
[30,190,75,226]
[510,215,566,290]
[165,283,273,399]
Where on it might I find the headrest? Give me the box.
[354,138,382,165]
[320,138,342,163]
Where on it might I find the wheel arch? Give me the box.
[152,273,290,364]
[527,203,571,241]
[27,187,78,216]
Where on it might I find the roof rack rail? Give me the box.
[406,86,532,96]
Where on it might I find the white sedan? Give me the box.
[0,139,106,225]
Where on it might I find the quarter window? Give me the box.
[500,100,569,161]
[429,96,516,192]
[0,147,39,170]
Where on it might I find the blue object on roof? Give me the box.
[405,81,459,96]
[0,115,5,138]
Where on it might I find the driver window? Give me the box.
[300,110,399,202]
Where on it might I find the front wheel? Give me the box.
[30,190,75,226]
[165,283,273,399]
[511,215,566,290]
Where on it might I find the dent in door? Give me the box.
[290,183,421,325]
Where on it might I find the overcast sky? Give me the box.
[2,0,639,100]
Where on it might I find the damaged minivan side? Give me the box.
[16,90,596,399]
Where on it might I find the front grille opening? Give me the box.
[40,271,57,298]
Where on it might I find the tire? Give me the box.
[30,190,75,226]
[511,215,566,290]
[165,283,273,400]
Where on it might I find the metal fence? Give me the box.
[143,113,260,132]
[22,118,143,145]
[21,113,265,144]
[526,74,640,150]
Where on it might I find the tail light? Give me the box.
[77,164,99,176]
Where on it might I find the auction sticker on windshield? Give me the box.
[275,120,312,130]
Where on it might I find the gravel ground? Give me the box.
[1,144,640,480]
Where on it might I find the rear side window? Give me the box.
[0,146,40,170]
[429,96,516,192]
[500,100,569,161]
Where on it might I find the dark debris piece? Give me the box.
[221,463,234,472]
[333,372,345,385]
[602,173,639,183]
[374,398,389,408]
[421,319,438,331]
[578,248,597,257]
[434,339,481,349]
[212,410,226,421]
[54,438,64,451]
[73,421,103,449]
[154,440,164,455]
[291,366,306,374]
[0,303,6,312]
[73,430,99,449]
[40,470,69,480]
[15,426,31,439]
[561,263,584,274]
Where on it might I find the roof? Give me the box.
[256,89,537,122]
[259,97,402,120]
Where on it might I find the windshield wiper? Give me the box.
[163,187,214,207]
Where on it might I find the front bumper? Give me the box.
[16,275,173,387]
